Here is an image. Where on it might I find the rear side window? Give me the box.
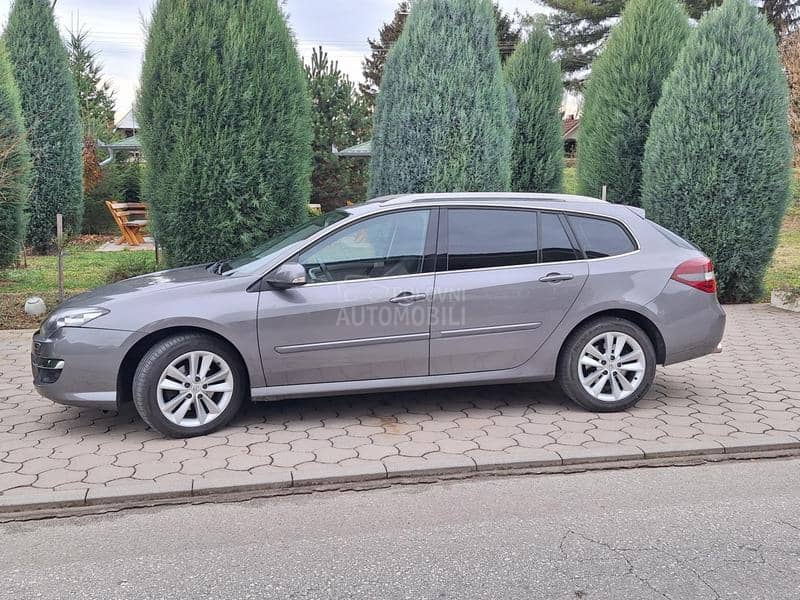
[541,212,579,263]
[649,221,698,250]
[567,215,636,259]
[447,209,538,271]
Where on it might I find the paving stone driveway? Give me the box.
[1,304,799,500]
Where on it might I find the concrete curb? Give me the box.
[2,441,800,520]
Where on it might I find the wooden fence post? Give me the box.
[56,213,64,303]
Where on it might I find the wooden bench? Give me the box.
[105,201,149,246]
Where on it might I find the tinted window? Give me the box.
[299,210,430,282]
[541,212,579,263]
[447,209,538,271]
[567,215,636,259]
[650,221,698,250]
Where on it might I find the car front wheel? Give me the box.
[132,333,246,437]
[557,317,656,412]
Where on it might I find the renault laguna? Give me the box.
[32,193,725,437]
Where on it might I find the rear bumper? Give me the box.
[646,281,726,366]
[31,327,131,410]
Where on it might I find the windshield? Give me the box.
[223,210,350,274]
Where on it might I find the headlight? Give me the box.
[42,307,109,334]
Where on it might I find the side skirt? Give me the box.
[251,370,553,402]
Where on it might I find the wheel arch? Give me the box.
[117,326,251,405]
[557,308,666,369]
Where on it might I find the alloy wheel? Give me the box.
[156,351,234,428]
[578,332,646,403]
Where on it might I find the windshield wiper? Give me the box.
[208,259,231,275]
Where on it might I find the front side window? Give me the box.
[446,209,538,271]
[567,215,636,259]
[298,210,430,283]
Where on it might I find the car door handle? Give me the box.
[389,292,427,304]
[539,273,574,283]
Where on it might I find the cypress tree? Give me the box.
[505,21,564,193]
[139,0,312,266]
[0,40,31,267]
[369,0,512,197]
[4,0,83,251]
[642,0,792,303]
[577,0,690,205]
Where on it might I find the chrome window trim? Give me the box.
[257,202,641,287]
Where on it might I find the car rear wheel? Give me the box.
[132,333,246,437]
[557,317,656,412]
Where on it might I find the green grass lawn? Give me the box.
[563,166,577,195]
[0,241,156,328]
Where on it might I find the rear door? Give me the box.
[429,208,588,375]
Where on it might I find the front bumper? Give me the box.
[31,327,132,410]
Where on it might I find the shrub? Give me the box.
[505,20,563,193]
[4,0,83,251]
[104,251,157,284]
[642,0,793,303]
[577,0,690,205]
[368,0,512,197]
[139,0,312,267]
[0,40,31,268]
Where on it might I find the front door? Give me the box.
[430,208,588,375]
[258,208,437,386]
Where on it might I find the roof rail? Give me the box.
[370,192,604,206]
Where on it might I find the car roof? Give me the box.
[344,192,643,220]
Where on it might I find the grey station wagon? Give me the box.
[32,193,726,437]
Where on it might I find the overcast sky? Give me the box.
[0,0,547,121]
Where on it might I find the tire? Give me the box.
[132,333,247,437]
[557,317,656,412]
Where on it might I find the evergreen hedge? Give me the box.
[4,0,83,251]
[642,0,792,303]
[0,40,31,267]
[505,21,563,193]
[139,0,312,266]
[577,0,690,205]
[368,0,512,197]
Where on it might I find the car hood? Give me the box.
[57,264,220,310]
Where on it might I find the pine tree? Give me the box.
[67,28,115,136]
[0,40,31,267]
[368,0,512,197]
[361,1,521,109]
[4,0,83,251]
[642,0,792,302]
[307,47,370,211]
[577,0,690,205]
[505,21,563,193]
[139,0,313,267]
[538,0,794,88]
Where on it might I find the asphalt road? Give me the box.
[2,458,800,600]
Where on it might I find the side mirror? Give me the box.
[265,262,307,290]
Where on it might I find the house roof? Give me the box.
[97,135,141,152]
[115,107,139,131]
[334,140,372,158]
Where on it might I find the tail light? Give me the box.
[671,257,717,293]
